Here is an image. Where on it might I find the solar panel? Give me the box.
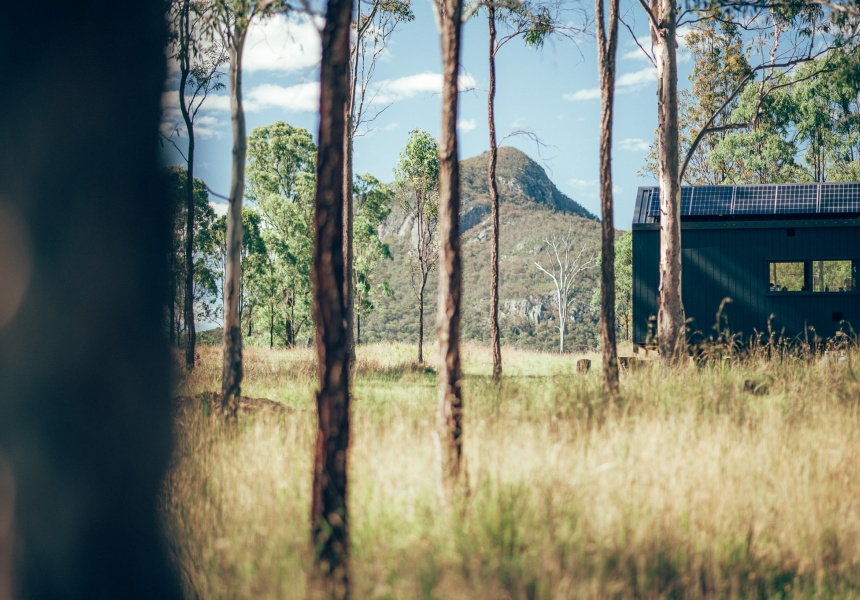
[688,186,732,215]
[820,183,860,213]
[733,185,777,214]
[776,184,817,214]
[635,182,860,224]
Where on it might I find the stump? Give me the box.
[619,357,639,371]
[577,359,591,374]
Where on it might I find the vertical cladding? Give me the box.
[633,221,860,345]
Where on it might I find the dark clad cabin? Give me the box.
[632,183,860,348]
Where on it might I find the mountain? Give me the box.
[363,147,604,354]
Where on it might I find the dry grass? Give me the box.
[163,342,860,599]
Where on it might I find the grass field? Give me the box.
[163,341,860,599]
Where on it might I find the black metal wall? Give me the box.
[633,220,860,345]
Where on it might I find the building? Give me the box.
[632,183,860,348]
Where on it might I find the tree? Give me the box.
[353,174,394,345]
[166,0,227,369]
[485,0,561,381]
[591,230,633,340]
[164,166,218,345]
[344,0,414,360]
[535,234,598,353]
[310,0,352,593]
[596,0,620,394]
[245,120,317,345]
[394,130,440,364]
[207,0,290,419]
[433,0,466,506]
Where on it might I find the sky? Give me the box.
[160,2,696,231]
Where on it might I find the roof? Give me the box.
[632,182,860,225]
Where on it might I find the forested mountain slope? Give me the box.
[363,147,604,353]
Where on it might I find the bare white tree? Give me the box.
[535,233,597,353]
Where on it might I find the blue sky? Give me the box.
[161,2,695,231]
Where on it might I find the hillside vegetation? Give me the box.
[364,147,605,353]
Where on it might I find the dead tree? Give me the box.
[311,0,352,594]
[0,2,181,597]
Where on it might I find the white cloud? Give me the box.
[160,91,226,139]
[372,72,477,104]
[243,15,322,74]
[564,66,657,102]
[619,137,650,152]
[569,178,597,189]
[458,118,476,133]
[210,201,228,217]
[204,81,319,114]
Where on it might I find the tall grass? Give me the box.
[163,342,860,598]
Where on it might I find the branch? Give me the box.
[636,0,659,31]
[619,14,655,67]
[159,131,189,163]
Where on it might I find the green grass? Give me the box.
[163,342,860,598]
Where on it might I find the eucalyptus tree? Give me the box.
[245,121,317,345]
[535,234,598,354]
[433,0,466,504]
[595,0,620,394]
[394,129,440,364]
[207,0,291,419]
[310,0,352,592]
[166,0,227,368]
[352,174,394,345]
[484,0,564,381]
[344,0,413,359]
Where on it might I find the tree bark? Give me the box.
[311,0,352,594]
[487,7,502,382]
[596,0,619,394]
[178,0,197,370]
[649,0,684,365]
[222,32,247,421]
[436,0,465,505]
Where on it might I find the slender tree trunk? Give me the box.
[487,8,502,382]
[650,0,684,365]
[311,0,352,594]
[169,263,176,346]
[344,111,356,362]
[596,0,619,394]
[418,282,425,363]
[179,0,196,370]
[356,310,361,345]
[436,0,465,505]
[270,311,274,349]
[222,33,247,421]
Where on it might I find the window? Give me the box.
[768,260,857,293]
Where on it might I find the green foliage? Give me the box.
[164,165,218,332]
[244,120,317,347]
[354,174,395,343]
[591,230,633,340]
[394,129,440,211]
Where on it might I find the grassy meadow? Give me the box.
[163,341,860,599]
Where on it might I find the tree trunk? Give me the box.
[311,0,352,594]
[418,282,425,363]
[487,8,502,382]
[270,311,274,349]
[650,0,684,365]
[344,111,356,362]
[356,310,361,345]
[596,0,619,394]
[179,0,196,370]
[436,0,465,505]
[169,261,176,346]
[222,33,247,421]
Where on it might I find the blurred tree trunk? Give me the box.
[311,0,352,594]
[487,6,502,382]
[649,0,684,365]
[596,0,619,394]
[222,31,247,421]
[0,2,181,596]
[435,0,465,505]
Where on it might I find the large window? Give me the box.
[769,260,857,292]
